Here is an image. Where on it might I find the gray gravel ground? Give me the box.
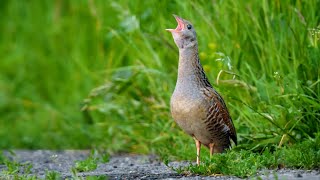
[0,150,319,179]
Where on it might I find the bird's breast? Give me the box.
[170,88,207,135]
[171,87,203,114]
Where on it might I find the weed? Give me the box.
[0,153,33,176]
[74,156,98,172]
[100,152,110,163]
[45,170,61,180]
[85,176,108,180]
[73,149,109,172]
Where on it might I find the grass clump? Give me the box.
[0,151,33,176]
[45,170,61,180]
[278,134,320,169]
[85,176,108,180]
[171,133,320,178]
[74,157,98,172]
[0,151,36,179]
[73,150,109,172]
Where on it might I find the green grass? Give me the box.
[0,150,36,179]
[170,133,320,178]
[1,137,319,179]
[0,150,110,179]
[0,0,319,177]
[45,170,61,180]
[74,149,109,172]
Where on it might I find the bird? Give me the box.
[166,15,237,165]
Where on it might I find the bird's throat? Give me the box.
[177,47,201,80]
[176,45,213,89]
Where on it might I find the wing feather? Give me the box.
[201,87,237,145]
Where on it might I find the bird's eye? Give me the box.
[187,24,192,30]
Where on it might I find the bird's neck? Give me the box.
[178,46,199,77]
[176,46,212,88]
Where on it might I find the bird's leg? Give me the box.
[193,137,201,166]
[209,143,215,159]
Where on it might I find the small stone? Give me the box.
[113,165,117,168]
[296,173,303,178]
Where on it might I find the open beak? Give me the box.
[166,14,185,32]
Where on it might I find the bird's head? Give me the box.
[166,15,197,49]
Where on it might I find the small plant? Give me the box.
[45,170,61,180]
[0,151,33,176]
[100,152,110,163]
[0,151,5,164]
[0,164,36,180]
[86,175,108,180]
[73,149,110,172]
[74,156,98,172]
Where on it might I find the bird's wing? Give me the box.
[201,87,237,145]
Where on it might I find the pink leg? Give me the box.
[209,143,215,158]
[194,138,201,166]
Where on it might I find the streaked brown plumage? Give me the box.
[166,15,237,165]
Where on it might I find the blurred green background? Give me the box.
[0,0,319,159]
